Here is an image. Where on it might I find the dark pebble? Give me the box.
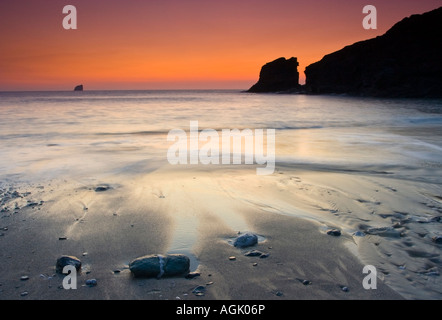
[327,229,341,236]
[85,279,97,287]
[297,279,312,285]
[55,256,82,273]
[95,186,110,192]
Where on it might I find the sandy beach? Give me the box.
[2,161,440,300]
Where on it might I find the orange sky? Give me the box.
[1,0,440,91]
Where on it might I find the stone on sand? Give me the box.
[233,233,258,248]
[129,254,190,278]
[326,229,341,236]
[56,255,82,273]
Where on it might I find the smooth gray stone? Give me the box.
[129,254,190,278]
[234,233,258,248]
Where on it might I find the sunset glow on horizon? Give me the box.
[1,0,440,91]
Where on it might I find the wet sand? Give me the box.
[2,162,440,300]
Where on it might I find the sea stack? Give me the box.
[305,7,442,98]
[248,57,300,93]
[74,84,84,91]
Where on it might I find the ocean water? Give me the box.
[0,90,442,183]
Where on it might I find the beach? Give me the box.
[1,163,441,300]
[0,91,441,300]
[0,166,406,300]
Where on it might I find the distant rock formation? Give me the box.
[248,57,300,93]
[305,7,442,98]
[74,84,83,91]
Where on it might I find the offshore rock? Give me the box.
[248,57,300,93]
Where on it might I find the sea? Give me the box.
[0,90,441,183]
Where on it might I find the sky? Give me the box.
[1,0,441,91]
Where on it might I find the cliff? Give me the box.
[305,7,442,98]
[248,57,300,93]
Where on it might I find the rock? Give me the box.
[326,229,341,236]
[305,7,442,98]
[85,279,97,287]
[247,57,300,93]
[20,275,29,281]
[233,233,258,248]
[56,256,82,273]
[129,254,190,278]
[432,236,442,244]
[164,254,191,276]
[129,255,166,278]
[95,185,110,192]
[74,85,83,91]
[229,256,236,261]
[297,278,312,285]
